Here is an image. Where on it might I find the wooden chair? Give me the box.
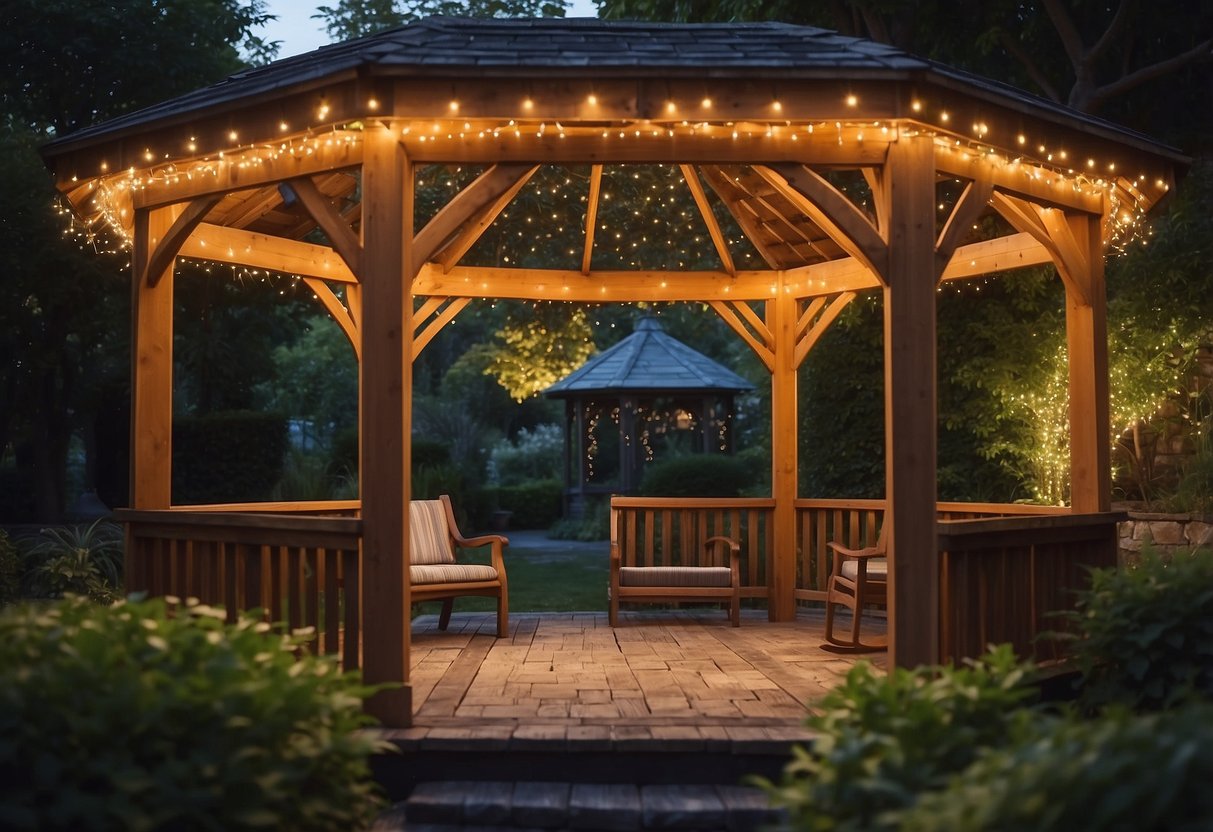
[609,535,742,627]
[408,494,509,638]
[823,524,888,652]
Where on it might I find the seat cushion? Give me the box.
[409,500,455,565]
[841,557,888,580]
[410,564,499,585]
[619,566,733,588]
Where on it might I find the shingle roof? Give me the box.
[545,316,754,397]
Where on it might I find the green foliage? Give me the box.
[173,411,289,504]
[901,704,1213,832]
[495,478,563,528]
[257,316,358,450]
[489,423,563,486]
[0,596,386,831]
[1062,550,1213,713]
[0,530,19,606]
[316,0,568,41]
[548,498,612,541]
[413,439,452,469]
[486,306,597,401]
[638,454,753,497]
[18,520,124,603]
[759,646,1035,831]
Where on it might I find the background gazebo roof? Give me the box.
[544,316,754,397]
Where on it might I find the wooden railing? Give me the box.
[119,507,363,672]
[937,512,1120,662]
[610,497,775,598]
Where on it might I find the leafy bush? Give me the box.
[638,454,754,497]
[487,424,563,486]
[901,703,1213,832]
[173,411,289,504]
[549,498,611,542]
[18,519,124,603]
[760,646,1035,831]
[496,478,563,528]
[0,596,386,831]
[1061,549,1213,712]
[0,529,19,606]
[412,439,451,470]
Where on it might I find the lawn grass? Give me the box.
[411,546,608,617]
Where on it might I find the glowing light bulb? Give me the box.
[845,94,858,107]
[701,97,712,109]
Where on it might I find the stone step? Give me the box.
[374,780,784,831]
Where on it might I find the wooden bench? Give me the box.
[609,499,743,626]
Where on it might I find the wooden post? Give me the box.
[1066,212,1111,512]
[769,281,798,621]
[883,135,940,668]
[130,207,175,511]
[360,125,413,727]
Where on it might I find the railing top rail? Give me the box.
[164,500,361,514]
[937,510,1125,549]
[117,508,362,536]
[610,497,777,509]
[792,499,1074,516]
[793,498,887,510]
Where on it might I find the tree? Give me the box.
[316,0,568,41]
[0,1,277,520]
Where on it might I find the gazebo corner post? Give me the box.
[1065,211,1111,513]
[359,124,414,727]
[884,135,941,669]
[128,207,177,594]
[769,282,798,621]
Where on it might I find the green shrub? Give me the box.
[0,596,386,831]
[0,529,19,606]
[496,478,563,528]
[638,454,753,497]
[549,498,611,541]
[1061,549,1213,712]
[18,519,124,603]
[412,439,451,470]
[173,411,289,504]
[760,646,1035,831]
[901,703,1213,832]
[488,424,563,486]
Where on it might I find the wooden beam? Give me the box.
[680,164,735,275]
[178,223,357,282]
[436,165,538,273]
[414,264,778,302]
[224,186,287,230]
[143,195,222,287]
[882,135,940,669]
[757,164,889,281]
[698,166,786,270]
[935,148,1105,215]
[796,297,827,340]
[129,142,364,210]
[793,292,855,368]
[991,193,1090,304]
[709,300,774,372]
[935,177,992,276]
[582,165,603,274]
[359,125,412,727]
[303,278,360,359]
[413,163,536,275]
[289,176,363,277]
[131,207,176,510]
[412,298,471,360]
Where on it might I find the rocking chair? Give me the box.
[822,524,888,652]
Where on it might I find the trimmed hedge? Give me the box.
[0,596,386,830]
[172,411,288,504]
[638,454,754,497]
[494,478,563,529]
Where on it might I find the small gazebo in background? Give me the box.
[545,316,753,514]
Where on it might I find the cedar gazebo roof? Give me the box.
[43,16,1189,727]
[545,316,752,396]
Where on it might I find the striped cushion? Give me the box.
[619,566,733,588]
[841,558,888,580]
[410,564,499,585]
[409,500,454,565]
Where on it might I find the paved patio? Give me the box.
[399,608,886,745]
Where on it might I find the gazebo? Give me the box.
[544,315,754,510]
[41,17,1186,727]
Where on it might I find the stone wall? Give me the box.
[1118,511,1213,562]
